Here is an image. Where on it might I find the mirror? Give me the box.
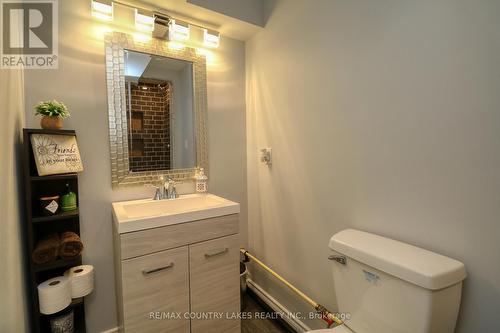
[105,32,208,188]
[124,50,196,172]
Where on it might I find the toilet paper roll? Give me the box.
[38,276,72,315]
[64,265,94,298]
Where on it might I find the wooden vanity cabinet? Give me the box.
[122,246,190,333]
[190,234,240,333]
[113,214,240,333]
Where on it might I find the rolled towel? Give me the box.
[59,232,84,259]
[32,234,60,265]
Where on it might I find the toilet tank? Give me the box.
[329,229,466,333]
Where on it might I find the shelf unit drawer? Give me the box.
[189,234,240,333]
[121,246,190,333]
[120,214,239,259]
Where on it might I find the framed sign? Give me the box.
[30,134,84,176]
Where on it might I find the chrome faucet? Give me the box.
[164,177,179,199]
[148,177,179,200]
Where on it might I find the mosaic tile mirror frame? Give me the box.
[105,32,208,188]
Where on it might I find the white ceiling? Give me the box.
[150,55,190,71]
[124,50,151,78]
[187,0,265,27]
[125,50,191,81]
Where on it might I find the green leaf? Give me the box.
[34,100,71,118]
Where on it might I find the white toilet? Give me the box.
[307,229,466,333]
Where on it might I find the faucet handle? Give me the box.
[146,184,163,200]
[169,182,179,199]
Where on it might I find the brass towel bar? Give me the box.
[240,248,344,328]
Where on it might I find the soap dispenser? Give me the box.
[195,168,208,193]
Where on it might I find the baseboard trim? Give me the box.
[247,279,311,332]
[100,328,118,333]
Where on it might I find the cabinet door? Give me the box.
[122,246,190,333]
[189,234,240,333]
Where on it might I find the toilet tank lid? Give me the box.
[329,229,466,290]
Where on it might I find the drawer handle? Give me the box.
[142,263,174,275]
[204,247,229,258]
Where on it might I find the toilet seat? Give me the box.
[306,324,354,333]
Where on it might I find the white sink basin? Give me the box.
[112,194,240,233]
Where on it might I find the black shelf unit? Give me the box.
[30,174,78,181]
[22,129,86,333]
[32,209,80,223]
[33,256,83,273]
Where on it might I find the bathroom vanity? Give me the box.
[112,194,241,333]
[106,31,241,332]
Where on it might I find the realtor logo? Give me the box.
[1,0,58,69]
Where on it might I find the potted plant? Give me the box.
[34,100,70,130]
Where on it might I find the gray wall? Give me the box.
[178,64,195,169]
[246,0,500,332]
[142,63,196,169]
[23,1,247,332]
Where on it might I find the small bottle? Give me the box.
[195,168,208,193]
[61,182,77,212]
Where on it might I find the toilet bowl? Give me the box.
[305,229,466,333]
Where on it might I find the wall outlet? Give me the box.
[260,148,272,165]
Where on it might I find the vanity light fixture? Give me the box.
[169,19,190,41]
[91,0,113,21]
[152,14,169,39]
[203,29,220,48]
[90,1,221,47]
[135,9,154,32]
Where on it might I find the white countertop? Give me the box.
[112,193,240,234]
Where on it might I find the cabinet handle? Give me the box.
[204,247,229,258]
[142,262,174,275]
